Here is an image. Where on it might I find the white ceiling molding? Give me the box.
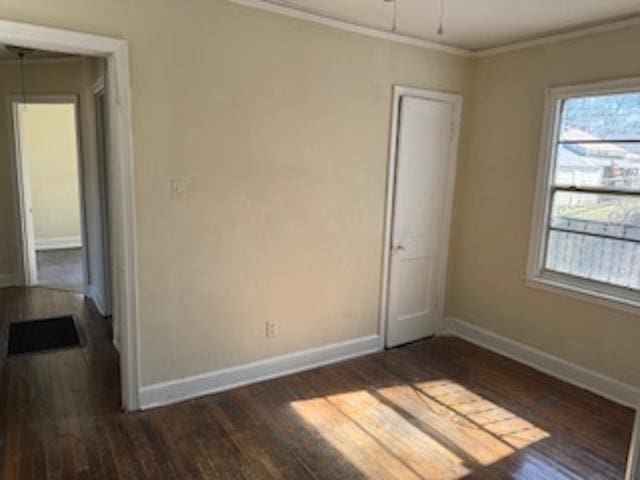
[228,0,473,57]
[229,0,640,59]
[476,15,640,57]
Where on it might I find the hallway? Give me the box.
[0,287,120,478]
[36,248,84,293]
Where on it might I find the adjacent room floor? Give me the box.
[0,287,633,479]
[36,248,84,293]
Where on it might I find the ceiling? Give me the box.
[264,0,640,51]
[0,44,74,61]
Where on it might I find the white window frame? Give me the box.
[526,77,640,316]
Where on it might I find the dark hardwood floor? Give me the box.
[0,287,634,479]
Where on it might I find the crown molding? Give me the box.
[228,0,473,57]
[228,0,640,60]
[476,15,640,58]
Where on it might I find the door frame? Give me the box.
[379,85,463,348]
[0,19,140,411]
[627,412,639,480]
[91,75,112,317]
[8,98,37,287]
[8,95,88,291]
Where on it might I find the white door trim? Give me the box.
[0,19,140,411]
[8,99,37,286]
[91,74,106,95]
[379,85,462,348]
[627,412,640,480]
[92,81,112,317]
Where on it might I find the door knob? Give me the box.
[393,244,406,252]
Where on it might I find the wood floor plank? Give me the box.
[0,287,634,479]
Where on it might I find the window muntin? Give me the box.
[543,91,640,292]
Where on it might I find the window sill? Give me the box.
[524,273,640,317]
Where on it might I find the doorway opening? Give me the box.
[0,19,139,411]
[12,98,85,293]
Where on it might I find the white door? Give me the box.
[386,94,458,347]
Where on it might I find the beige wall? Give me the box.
[4,1,635,392]
[19,103,82,244]
[0,1,471,385]
[448,26,640,388]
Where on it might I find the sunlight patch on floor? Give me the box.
[291,379,549,479]
[291,392,470,479]
[415,380,550,449]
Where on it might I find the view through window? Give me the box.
[545,91,640,291]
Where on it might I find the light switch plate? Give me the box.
[169,178,187,200]
[266,321,277,339]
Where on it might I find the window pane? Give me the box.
[554,142,640,190]
[546,231,640,290]
[550,191,640,237]
[560,93,640,141]
[546,191,640,289]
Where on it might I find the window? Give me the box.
[528,79,640,311]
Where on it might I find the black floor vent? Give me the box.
[8,315,81,356]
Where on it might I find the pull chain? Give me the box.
[19,52,27,105]
[437,0,444,35]
[392,0,398,33]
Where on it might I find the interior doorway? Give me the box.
[0,18,139,411]
[11,97,86,293]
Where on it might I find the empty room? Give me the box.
[0,1,639,479]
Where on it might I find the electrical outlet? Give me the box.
[265,321,277,339]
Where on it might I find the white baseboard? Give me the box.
[87,285,116,350]
[446,317,640,409]
[140,334,381,410]
[35,236,82,251]
[0,273,21,288]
